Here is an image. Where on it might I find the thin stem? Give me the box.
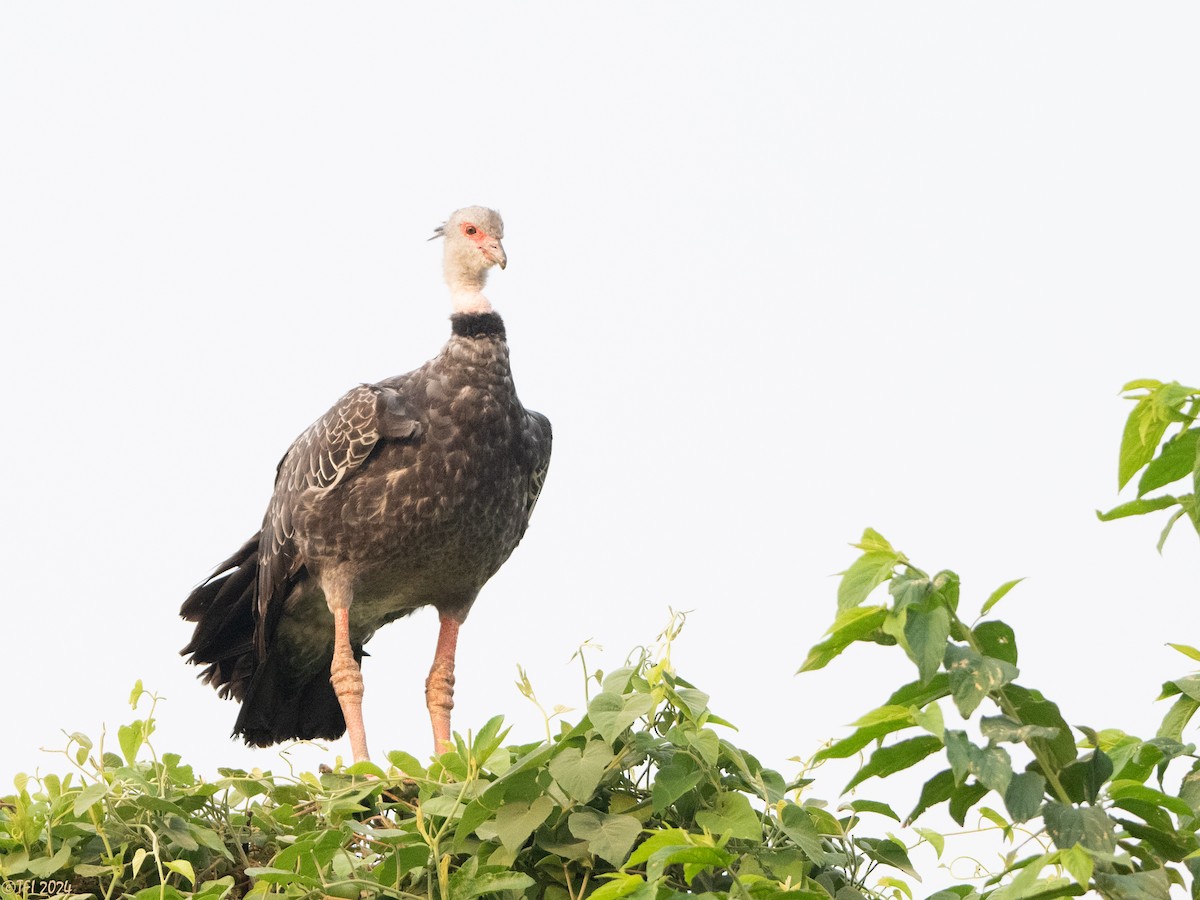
[133,824,167,900]
[571,640,600,704]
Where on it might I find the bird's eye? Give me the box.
[464,225,478,236]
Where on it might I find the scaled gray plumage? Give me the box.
[180,208,549,757]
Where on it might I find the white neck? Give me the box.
[451,288,494,315]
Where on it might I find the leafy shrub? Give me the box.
[1,620,905,900]
[1097,379,1200,549]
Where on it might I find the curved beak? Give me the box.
[483,239,507,270]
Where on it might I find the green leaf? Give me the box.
[1159,694,1200,742]
[1194,445,1200,521]
[845,736,943,792]
[944,644,1018,717]
[947,780,990,826]
[651,757,702,812]
[1119,394,1172,489]
[73,782,108,816]
[798,605,889,672]
[778,803,836,865]
[600,666,638,695]
[422,795,466,819]
[1058,750,1114,805]
[855,527,898,554]
[643,845,735,884]
[876,876,913,899]
[695,791,762,840]
[73,864,114,878]
[1108,780,1195,817]
[164,859,195,886]
[588,874,648,900]
[814,705,915,761]
[1004,772,1046,823]
[189,824,233,859]
[913,827,945,858]
[913,702,944,740]
[1104,734,1165,783]
[943,730,1013,795]
[623,827,693,869]
[673,686,711,719]
[838,532,904,610]
[1120,816,1193,862]
[889,567,931,611]
[118,721,145,765]
[993,851,1053,899]
[906,769,955,825]
[24,845,71,878]
[980,715,1060,744]
[887,673,951,708]
[904,606,951,684]
[1139,429,1200,495]
[448,793,503,846]
[160,814,199,851]
[1043,802,1117,854]
[549,738,613,801]
[588,692,655,745]
[1093,869,1171,900]
[386,750,427,777]
[843,799,899,821]
[981,578,1025,615]
[450,868,537,899]
[975,620,1018,666]
[1096,495,1177,521]
[1157,505,1188,552]
[493,794,555,852]
[1006,685,1077,768]
[567,809,642,866]
[679,724,720,766]
[1170,673,1200,702]
[469,714,510,762]
[69,732,93,766]
[1168,643,1200,662]
[1055,844,1093,889]
[1124,378,1177,392]
[244,867,322,888]
[856,837,919,880]
[344,760,387,780]
[192,877,236,900]
[929,569,961,612]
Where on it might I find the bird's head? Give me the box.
[433,206,506,314]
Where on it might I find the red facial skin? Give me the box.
[461,222,502,267]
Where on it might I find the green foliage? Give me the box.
[1,618,907,900]
[1097,379,1200,550]
[808,527,1200,900]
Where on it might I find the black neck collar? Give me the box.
[450,311,506,339]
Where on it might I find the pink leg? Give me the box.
[425,614,460,753]
[330,606,371,763]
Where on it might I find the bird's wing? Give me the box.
[256,382,422,633]
[524,410,553,517]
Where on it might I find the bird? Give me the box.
[179,206,551,762]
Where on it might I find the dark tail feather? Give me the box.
[183,534,359,747]
[180,535,261,702]
[232,647,360,747]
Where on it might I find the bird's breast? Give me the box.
[303,374,538,596]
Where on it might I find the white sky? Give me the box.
[3,2,1198,887]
